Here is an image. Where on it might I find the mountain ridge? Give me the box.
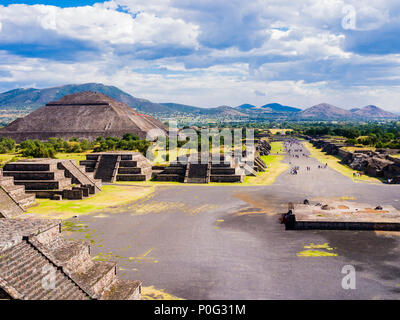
[0,83,397,121]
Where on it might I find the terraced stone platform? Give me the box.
[154,154,245,183]
[285,201,400,231]
[80,152,152,182]
[0,219,141,300]
[3,159,101,200]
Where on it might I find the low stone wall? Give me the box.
[294,220,400,231]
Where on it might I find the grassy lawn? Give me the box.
[26,185,155,219]
[55,151,93,162]
[269,141,284,154]
[303,141,383,183]
[269,129,293,135]
[243,154,288,185]
[0,153,20,167]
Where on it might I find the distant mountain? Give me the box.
[351,105,398,119]
[210,106,248,116]
[236,102,300,114]
[260,103,301,113]
[0,83,168,114]
[299,103,354,120]
[0,84,249,118]
[236,104,257,109]
[159,102,204,114]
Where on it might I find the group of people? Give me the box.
[353,172,364,177]
[285,140,331,176]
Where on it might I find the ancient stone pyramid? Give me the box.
[0,91,167,142]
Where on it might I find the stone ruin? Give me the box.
[152,139,269,183]
[80,152,152,182]
[0,169,36,218]
[256,139,272,156]
[0,219,141,300]
[3,159,102,200]
[309,137,400,183]
[153,153,245,183]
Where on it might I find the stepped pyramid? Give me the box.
[154,153,245,183]
[0,219,141,300]
[0,91,167,142]
[3,159,102,200]
[80,152,152,182]
[0,170,35,218]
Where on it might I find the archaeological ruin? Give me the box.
[308,137,400,183]
[0,219,141,300]
[0,91,167,142]
[3,159,102,200]
[0,169,36,218]
[80,152,152,182]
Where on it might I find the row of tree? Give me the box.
[0,134,151,158]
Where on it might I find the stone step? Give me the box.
[101,279,141,300]
[211,167,236,175]
[94,155,119,182]
[4,170,65,181]
[72,261,117,298]
[162,167,186,174]
[118,167,142,174]
[15,193,36,209]
[210,175,243,183]
[13,178,72,190]
[0,242,32,270]
[155,174,184,182]
[210,163,231,168]
[4,163,57,172]
[0,176,16,188]
[119,160,150,168]
[116,174,149,181]
[1,184,26,197]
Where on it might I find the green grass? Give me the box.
[304,141,383,183]
[55,151,93,162]
[26,185,155,219]
[0,153,20,167]
[269,141,284,154]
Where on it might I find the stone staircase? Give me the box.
[0,240,89,300]
[81,152,152,182]
[0,170,35,218]
[94,155,119,183]
[185,163,211,183]
[58,160,102,194]
[0,219,141,300]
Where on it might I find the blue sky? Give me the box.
[0,1,400,111]
[1,1,99,7]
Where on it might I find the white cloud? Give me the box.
[0,4,199,48]
[0,1,400,112]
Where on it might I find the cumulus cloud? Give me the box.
[0,1,400,111]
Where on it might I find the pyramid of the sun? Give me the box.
[0,91,167,142]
